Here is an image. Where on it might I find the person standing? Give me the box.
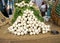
[31,0,43,7]
[1,0,14,18]
[35,0,43,7]
[40,1,47,17]
[1,0,9,18]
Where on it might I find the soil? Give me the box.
[0,21,60,43]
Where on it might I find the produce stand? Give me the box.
[0,0,60,43]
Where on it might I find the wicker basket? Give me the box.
[0,12,10,26]
[0,9,15,27]
[51,0,60,26]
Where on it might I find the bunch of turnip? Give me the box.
[8,9,51,36]
[15,1,33,7]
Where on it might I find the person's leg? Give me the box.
[1,8,9,18]
[41,12,45,17]
[9,8,12,15]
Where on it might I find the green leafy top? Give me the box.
[12,0,44,23]
[55,1,60,16]
[17,0,30,3]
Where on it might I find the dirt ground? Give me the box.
[0,21,60,43]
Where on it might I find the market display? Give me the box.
[8,0,51,36]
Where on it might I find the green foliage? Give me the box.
[28,7,44,22]
[17,0,30,3]
[56,2,60,16]
[12,6,27,23]
[12,0,44,23]
[12,7,22,23]
[23,0,30,3]
[18,0,23,3]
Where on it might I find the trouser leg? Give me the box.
[41,12,45,17]
[1,8,9,18]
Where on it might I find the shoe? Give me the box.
[51,30,59,35]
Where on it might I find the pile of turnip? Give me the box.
[15,1,33,7]
[8,9,51,36]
